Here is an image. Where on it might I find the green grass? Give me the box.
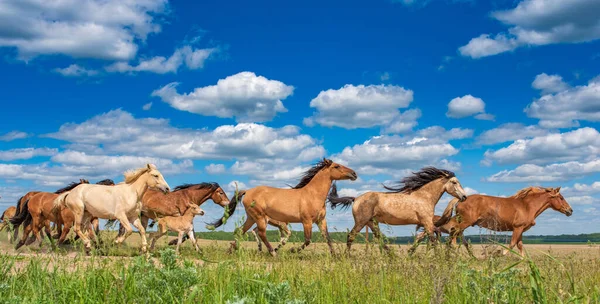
[1,240,599,304]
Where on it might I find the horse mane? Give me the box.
[55,180,88,194]
[292,159,333,189]
[383,167,455,193]
[173,182,219,192]
[96,179,115,185]
[124,166,151,184]
[510,186,548,200]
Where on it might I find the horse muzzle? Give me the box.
[459,195,467,202]
[564,208,573,216]
[347,172,358,181]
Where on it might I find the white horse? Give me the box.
[54,164,170,254]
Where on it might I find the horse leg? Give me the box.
[517,240,524,257]
[367,220,390,252]
[149,223,167,251]
[12,224,19,244]
[188,229,201,253]
[317,218,335,254]
[175,231,184,254]
[131,217,148,253]
[276,222,291,251]
[229,217,255,253]
[251,228,263,252]
[256,218,276,256]
[58,218,73,245]
[347,221,366,252]
[291,221,312,253]
[15,224,32,250]
[502,228,523,256]
[114,216,133,245]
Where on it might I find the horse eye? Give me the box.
[334,165,340,168]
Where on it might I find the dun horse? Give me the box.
[328,167,467,253]
[436,186,573,257]
[212,158,357,256]
[54,164,170,254]
[0,206,17,243]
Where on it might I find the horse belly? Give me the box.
[375,208,419,226]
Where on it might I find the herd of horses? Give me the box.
[0,159,573,257]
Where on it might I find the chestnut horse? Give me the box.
[11,179,90,249]
[328,167,468,253]
[214,158,357,256]
[436,186,573,257]
[113,182,230,247]
[10,191,41,243]
[0,206,17,243]
[55,164,170,254]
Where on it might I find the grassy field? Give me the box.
[0,231,599,303]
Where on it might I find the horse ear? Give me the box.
[147,163,152,170]
[555,187,561,193]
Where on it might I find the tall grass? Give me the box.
[0,241,599,303]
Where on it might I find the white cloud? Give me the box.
[381,109,422,134]
[487,159,600,182]
[459,0,600,58]
[532,73,570,94]
[304,84,416,131]
[446,95,494,120]
[565,196,598,205]
[483,127,600,165]
[0,0,168,61]
[54,64,99,77]
[152,72,294,122]
[0,148,57,161]
[476,123,551,145]
[563,182,600,196]
[0,131,29,141]
[142,102,152,111]
[205,163,226,174]
[105,46,216,74]
[333,126,470,176]
[525,74,600,128]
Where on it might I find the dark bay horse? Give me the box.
[214,158,357,256]
[436,187,573,257]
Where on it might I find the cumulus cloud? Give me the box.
[54,64,99,77]
[0,131,29,141]
[0,148,57,161]
[532,73,570,94]
[487,159,600,182]
[333,126,470,176]
[446,95,494,120]
[563,182,600,196]
[152,72,294,122]
[106,46,216,74]
[205,163,226,174]
[304,84,416,131]
[142,102,152,111]
[483,127,600,165]
[0,0,168,61]
[476,123,551,146]
[525,74,600,128]
[459,0,600,58]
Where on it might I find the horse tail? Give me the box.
[327,183,355,210]
[436,198,459,227]
[14,196,24,218]
[9,199,31,227]
[206,190,245,230]
[52,192,69,211]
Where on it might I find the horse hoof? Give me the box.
[269,250,277,257]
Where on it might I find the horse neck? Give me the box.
[130,173,151,199]
[411,178,447,207]
[186,188,213,206]
[301,169,332,208]
[523,194,551,220]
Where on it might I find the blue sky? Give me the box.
[1,0,600,236]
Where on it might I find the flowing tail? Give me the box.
[52,192,70,211]
[327,183,355,210]
[206,190,245,230]
[9,199,32,227]
[435,198,459,227]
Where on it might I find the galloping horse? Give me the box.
[10,191,41,243]
[113,182,230,248]
[328,167,467,252]
[55,164,170,254]
[11,179,90,249]
[251,219,291,252]
[0,206,17,243]
[213,158,357,256]
[436,186,572,257]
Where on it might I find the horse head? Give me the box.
[546,187,573,216]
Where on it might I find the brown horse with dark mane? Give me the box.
[113,182,230,247]
[436,186,573,256]
[213,158,357,256]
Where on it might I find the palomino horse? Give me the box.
[11,179,90,249]
[328,167,467,253]
[213,158,357,256]
[55,164,170,254]
[436,187,573,257]
[112,182,230,247]
[0,206,17,243]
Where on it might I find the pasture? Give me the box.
[0,232,599,303]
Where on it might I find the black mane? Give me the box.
[292,158,333,189]
[383,167,455,193]
[96,179,115,185]
[55,180,88,194]
[173,182,220,192]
